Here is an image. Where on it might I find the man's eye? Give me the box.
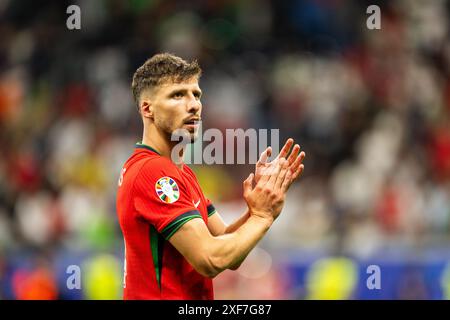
[173,92,183,98]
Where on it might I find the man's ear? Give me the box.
[140,100,154,120]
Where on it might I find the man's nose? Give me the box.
[187,96,201,113]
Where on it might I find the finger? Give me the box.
[276,138,294,160]
[290,153,305,181]
[287,152,302,177]
[292,151,306,171]
[291,163,305,182]
[291,164,305,184]
[243,173,254,198]
[257,147,272,165]
[284,152,305,190]
[287,144,300,166]
[266,161,282,187]
[258,164,273,184]
[275,159,289,190]
[281,170,292,192]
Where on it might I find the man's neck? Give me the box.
[142,126,185,169]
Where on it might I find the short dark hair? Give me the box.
[131,53,202,107]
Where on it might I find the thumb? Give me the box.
[243,173,254,198]
[258,147,272,165]
[267,147,272,158]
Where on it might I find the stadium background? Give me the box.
[0,0,449,299]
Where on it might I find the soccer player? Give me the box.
[116,53,305,299]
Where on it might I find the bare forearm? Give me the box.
[207,214,272,274]
[224,208,250,234]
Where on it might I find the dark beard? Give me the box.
[170,129,197,144]
[158,118,198,144]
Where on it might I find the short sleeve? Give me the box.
[134,158,203,240]
[205,198,217,217]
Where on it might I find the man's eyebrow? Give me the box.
[167,88,202,96]
[167,88,186,95]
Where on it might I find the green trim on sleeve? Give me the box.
[207,203,217,217]
[207,210,217,217]
[161,210,202,240]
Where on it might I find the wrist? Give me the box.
[248,210,273,229]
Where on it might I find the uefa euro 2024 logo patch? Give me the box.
[155,177,179,203]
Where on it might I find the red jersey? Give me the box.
[116,143,217,300]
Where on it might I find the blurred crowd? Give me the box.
[0,0,449,299]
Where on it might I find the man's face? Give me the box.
[146,77,202,143]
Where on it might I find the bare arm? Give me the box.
[170,138,306,278]
[207,209,250,236]
[169,158,289,278]
[169,212,272,278]
[206,209,251,270]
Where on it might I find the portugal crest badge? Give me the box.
[155,177,179,203]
